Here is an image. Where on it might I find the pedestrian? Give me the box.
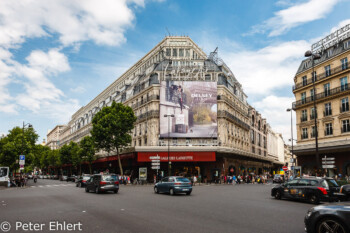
[232,175,236,185]
[193,176,197,186]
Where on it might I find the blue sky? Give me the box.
[1,0,350,143]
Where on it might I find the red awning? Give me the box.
[137,151,215,162]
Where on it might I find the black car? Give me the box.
[340,184,350,201]
[271,177,344,204]
[154,176,192,195]
[85,174,119,194]
[304,203,350,233]
[76,175,91,187]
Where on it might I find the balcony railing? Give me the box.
[131,95,159,109]
[217,110,250,130]
[293,84,350,109]
[136,110,160,122]
[293,61,349,91]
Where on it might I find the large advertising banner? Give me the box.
[160,81,217,138]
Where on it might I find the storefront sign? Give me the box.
[138,151,215,162]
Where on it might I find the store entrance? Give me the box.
[173,163,201,179]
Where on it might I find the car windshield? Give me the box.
[83,176,90,180]
[176,177,190,182]
[326,179,339,187]
[102,175,118,181]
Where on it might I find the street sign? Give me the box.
[149,156,160,160]
[19,155,25,160]
[152,162,160,166]
[322,157,335,160]
[322,161,335,164]
[322,165,335,169]
[151,166,160,170]
[282,166,288,171]
[19,160,25,165]
[20,165,24,168]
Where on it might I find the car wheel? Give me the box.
[95,187,100,194]
[85,187,89,193]
[274,190,282,200]
[154,186,159,194]
[114,190,118,194]
[186,191,191,195]
[309,194,320,204]
[169,188,174,195]
[316,218,348,233]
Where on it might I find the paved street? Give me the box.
[0,179,315,233]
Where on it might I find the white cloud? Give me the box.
[222,40,309,95]
[0,0,148,121]
[0,0,141,48]
[252,95,297,144]
[249,0,340,36]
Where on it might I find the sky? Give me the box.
[1,0,350,144]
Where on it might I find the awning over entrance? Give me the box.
[137,152,216,162]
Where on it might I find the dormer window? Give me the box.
[344,40,350,49]
[327,48,333,57]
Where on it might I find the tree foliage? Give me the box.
[79,136,96,174]
[91,101,136,175]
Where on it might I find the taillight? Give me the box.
[100,181,107,185]
[82,180,86,183]
[114,181,119,185]
[318,187,328,195]
[174,183,181,185]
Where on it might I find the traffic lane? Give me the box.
[0,182,313,233]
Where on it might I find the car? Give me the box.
[85,174,119,194]
[76,175,91,187]
[67,175,77,182]
[340,184,350,201]
[27,174,33,179]
[304,202,350,233]
[271,177,344,204]
[272,174,284,184]
[154,176,192,195]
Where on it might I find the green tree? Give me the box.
[0,126,38,172]
[59,144,73,176]
[70,141,81,175]
[79,136,96,174]
[91,101,137,175]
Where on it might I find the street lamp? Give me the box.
[305,50,321,171]
[164,114,174,176]
[286,108,294,175]
[22,121,33,173]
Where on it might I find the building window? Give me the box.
[327,48,333,57]
[311,126,317,138]
[324,83,330,97]
[179,48,184,57]
[139,139,142,146]
[325,65,331,77]
[341,97,349,112]
[342,119,350,133]
[310,89,315,101]
[344,40,350,49]
[185,49,190,57]
[341,57,348,70]
[166,48,171,57]
[144,137,147,145]
[301,109,308,122]
[251,131,255,144]
[172,48,177,57]
[340,77,348,91]
[302,128,308,139]
[325,123,333,136]
[312,71,317,82]
[302,76,307,86]
[324,103,332,116]
[310,107,317,120]
[301,92,306,104]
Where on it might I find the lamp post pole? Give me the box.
[164,114,174,176]
[286,108,294,176]
[305,51,321,172]
[21,121,32,173]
